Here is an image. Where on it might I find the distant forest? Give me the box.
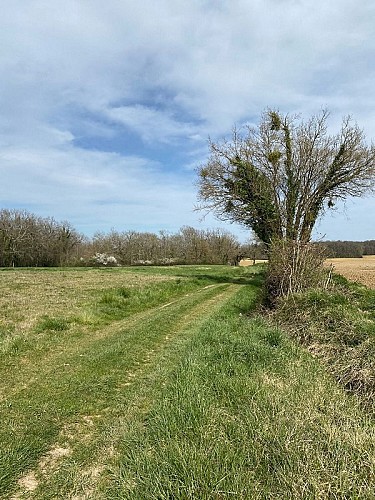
[0,209,373,267]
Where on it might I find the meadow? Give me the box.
[0,265,374,499]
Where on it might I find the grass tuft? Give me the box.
[35,316,70,333]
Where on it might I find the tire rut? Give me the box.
[9,284,240,500]
[0,283,227,403]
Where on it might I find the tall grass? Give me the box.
[273,274,375,410]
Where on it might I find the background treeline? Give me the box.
[0,209,373,267]
[0,209,83,267]
[0,209,248,267]
[89,226,242,266]
[323,240,375,258]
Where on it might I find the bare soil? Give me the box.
[325,255,375,289]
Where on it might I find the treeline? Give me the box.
[0,209,83,267]
[323,240,375,258]
[0,209,373,267]
[83,228,267,266]
[87,226,242,265]
[0,209,246,267]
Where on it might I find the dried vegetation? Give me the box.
[273,274,375,410]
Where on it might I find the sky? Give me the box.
[1,0,374,242]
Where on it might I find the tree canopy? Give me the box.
[197,109,375,244]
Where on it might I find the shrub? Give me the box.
[91,253,118,266]
[266,239,328,305]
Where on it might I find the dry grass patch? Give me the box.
[0,268,174,349]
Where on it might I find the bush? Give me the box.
[266,239,328,305]
[91,253,118,266]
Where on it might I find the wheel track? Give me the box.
[3,283,241,499]
[0,283,225,402]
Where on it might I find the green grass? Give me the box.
[273,274,375,408]
[101,287,374,499]
[93,276,218,321]
[0,280,237,497]
[0,265,374,498]
[0,265,254,497]
[0,267,234,360]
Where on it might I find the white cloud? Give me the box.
[104,105,196,144]
[0,133,207,236]
[0,0,374,239]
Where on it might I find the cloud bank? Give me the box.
[1,0,374,239]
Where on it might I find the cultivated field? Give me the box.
[325,255,375,288]
[1,265,374,498]
[239,258,268,266]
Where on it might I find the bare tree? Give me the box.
[197,109,375,244]
[0,209,83,267]
[198,109,375,300]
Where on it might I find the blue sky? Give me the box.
[1,0,374,242]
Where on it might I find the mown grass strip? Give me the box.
[0,270,241,403]
[0,283,230,403]
[0,271,216,360]
[1,282,238,498]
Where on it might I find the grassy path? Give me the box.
[1,279,240,498]
[1,266,374,499]
[0,282,224,401]
[101,286,374,500]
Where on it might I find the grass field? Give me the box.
[1,265,374,498]
[325,255,375,289]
